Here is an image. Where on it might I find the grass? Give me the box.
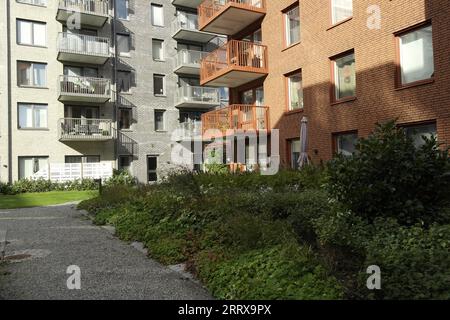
[0,190,98,209]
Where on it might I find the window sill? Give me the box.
[18,128,49,131]
[119,53,131,58]
[17,44,47,49]
[285,108,304,115]
[153,59,166,62]
[282,41,301,52]
[154,94,166,98]
[327,17,353,30]
[18,85,48,89]
[331,96,357,106]
[155,130,167,133]
[395,78,434,91]
[120,92,132,95]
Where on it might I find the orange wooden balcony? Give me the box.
[200,40,268,88]
[201,104,269,138]
[198,0,266,35]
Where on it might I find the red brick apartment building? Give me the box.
[198,0,450,169]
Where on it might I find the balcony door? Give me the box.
[65,106,99,120]
[63,27,98,53]
[240,86,264,105]
[64,66,98,78]
[239,87,265,129]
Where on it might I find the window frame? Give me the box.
[153,74,166,96]
[329,0,353,27]
[116,0,129,21]
[399,120,437,147]
[332,130,358,156]
[119,107,132,130]
[147,155,158,183]
[16,19,47,47]
[117,33,131,57]
[394,21,435,90]
[285,69,303,112]
[117,70,132,93]
[18,156,49,180]
[330,49,356,104]
[152,39,165,61]
[17,61,47,88]
[151,3,164,27]
[154,109,166,132]
[282,2,300,49]
[17,103,48,130]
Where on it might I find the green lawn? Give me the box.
[0,190,97,209]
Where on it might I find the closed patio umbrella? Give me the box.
[298,116,310,168]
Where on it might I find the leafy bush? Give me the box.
[197,244,343,300]
[104,170,136,187]
[362,220,450,300]
[0,178,98,195]
[327,121,450,225]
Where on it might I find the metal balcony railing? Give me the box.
[172,12,200,33]
[58,75,111,97]
[175,85,221,105]
[198,0,266,29]
[175,49,208,68]
[58,0,109,16]
[58,33,110,57]
[200,40,268,82]
[202,104,269,134]
[59,118,113,140]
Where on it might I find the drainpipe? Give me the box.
[6,0,12,184]
[112,0,119,169]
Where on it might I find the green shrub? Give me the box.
[327,121,450,225]
[104,170,136,187]
[198,244,343,300]
[362,221,450,300]
[0,178,98,195]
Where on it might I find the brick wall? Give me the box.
[262,0,450,166]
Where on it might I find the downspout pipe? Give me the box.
[6,0,12,184]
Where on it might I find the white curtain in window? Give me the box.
[34,105,47,128]
[33,23,46,46]
[152,5,164,26]
[19,158,34,179]
[18,20,32,45]
[19,104,33,128]
[289,74,303,110]
[33,64,46,86]
[152,40,163,60]
[332,0,353,24]
[286,6,300,46]
[400,25,434,84]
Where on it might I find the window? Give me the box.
[119,156,132,172]
[117,34,130,56]
[151,4,164,27]
[118,71,131,93]
[65,156,100,164]
[284,4,300,47]
[117,0,129,20]
[153,74,165,96]
[18,103,47,129]
[17,61,46,87]
[334,132,358,156]
[119,108,132,130]
[154,110,165,131]
[289,139,301,170]
[332,51,356,102]
[397,24,434,86]
[287,71,303,110]
[404,122,437,148]
[18,156,48,180]
[331,0,353,25]
[17,19,46,46]
[147,156,158,182]
[152,39,164,61]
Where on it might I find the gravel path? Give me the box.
[0,205,212,300]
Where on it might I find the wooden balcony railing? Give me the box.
[202,104,269,135]
[200,40,268,83]
[198,0,266,30]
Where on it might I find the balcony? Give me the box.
[198,0,266,35]
[59,118,113,142]
[175,120,203,141]
[174,49,208,75]
[175,85,221,109]
[200,40,268,88]
[58,75,111,103]
[202,104,269,137]
[57,33,110,65]
[57,0,109,28]
[171,12,217,43]
[171,0,203,9]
